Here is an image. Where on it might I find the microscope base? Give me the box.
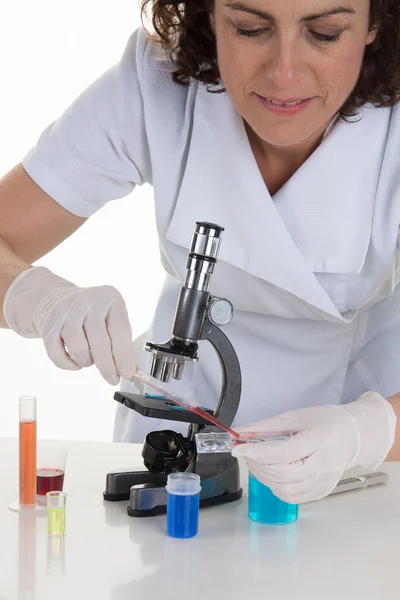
[127,487,242,517]
[103,469,167,502]
[103,455,243,517]
[126,455,242,517]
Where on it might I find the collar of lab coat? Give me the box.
[165,85,391,319]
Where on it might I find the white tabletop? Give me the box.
[0,437,398,600]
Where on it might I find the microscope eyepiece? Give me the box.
[190,222,224,262]
[185,223,224,292]
[195,222,225,233]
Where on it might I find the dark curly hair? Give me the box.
[140,0,400,118]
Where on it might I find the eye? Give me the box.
[236,28,342,43]
[311,31,341,43]
[236,28,267,38]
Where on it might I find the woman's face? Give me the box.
[211,0,376,148]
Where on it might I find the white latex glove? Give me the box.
[232,392,397,504]
[3,266,136,385]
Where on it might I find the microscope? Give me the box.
[103,222,243,516]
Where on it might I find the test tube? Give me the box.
[19,395,37,507]
[166,473,201,538]
[47,491,67,535]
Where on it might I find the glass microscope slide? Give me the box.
[130,369,240,438]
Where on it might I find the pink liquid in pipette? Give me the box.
[133,370,240,438]
[184,405,239,438]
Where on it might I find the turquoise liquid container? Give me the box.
[248,471,298,525]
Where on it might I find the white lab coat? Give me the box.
[21,28,400,443]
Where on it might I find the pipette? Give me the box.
[130,368,240,438]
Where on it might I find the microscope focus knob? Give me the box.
[207,298,234,326]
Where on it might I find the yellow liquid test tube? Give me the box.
[47,491,67,535]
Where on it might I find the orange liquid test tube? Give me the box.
[19,396,37,506]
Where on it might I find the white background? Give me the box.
[0,1,165,441]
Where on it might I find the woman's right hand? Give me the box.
[3,266,136,385]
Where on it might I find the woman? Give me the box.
[1,0,400,504]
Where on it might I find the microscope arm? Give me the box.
[199,316,241,428]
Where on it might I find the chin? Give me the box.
[256,129,312,148]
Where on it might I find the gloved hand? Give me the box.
[232,392,397,504]
[3,266,136,385]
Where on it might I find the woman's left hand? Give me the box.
[232,392,397,504]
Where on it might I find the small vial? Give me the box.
[47,491,67,535]
[166,472,201,538]
[248,471,298,525]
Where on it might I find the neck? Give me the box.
[245,119,334,195]
[246,119,331,166]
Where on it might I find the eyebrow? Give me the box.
[223,2,356,22]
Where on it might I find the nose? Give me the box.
[266,31,307,89]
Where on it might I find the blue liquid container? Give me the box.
[248,471,298,525]
[166,472,201,538]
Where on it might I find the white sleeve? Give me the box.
[21,28,151,218]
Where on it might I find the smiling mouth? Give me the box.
[256,94,315,115]
[262,97,311,106]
